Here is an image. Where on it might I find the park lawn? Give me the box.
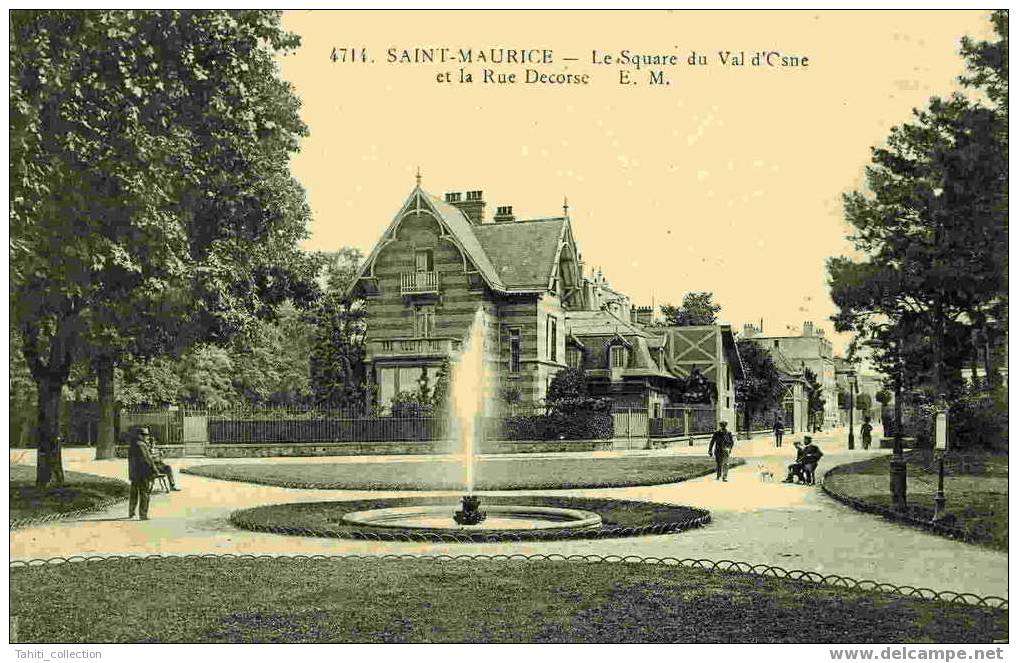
[9,557,1005,643]
[9,465,130,522]
[182,455,742,490]
[824,452,1007,551]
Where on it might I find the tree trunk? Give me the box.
[744,407,753,440]
[970,332,981,389]
[35,378,66,487]
[95,356,116,460]
[983,326,998,389]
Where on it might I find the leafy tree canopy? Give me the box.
[659,292,721,327]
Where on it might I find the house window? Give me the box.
[547,316,558,362]
[774,340,780,348]
[508,328,522,374]
[566,348,582,369]
[414,305,435,338]
[610,345,627,369]
[415,249,434,273]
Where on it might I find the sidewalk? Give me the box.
[9,431,1007,598]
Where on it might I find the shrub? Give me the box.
[495,412,614,441]
[390,390,434,418]
[950,387,1007,451]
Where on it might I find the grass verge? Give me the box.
[9,465,129,522]
[9,556,1005,643]
[183,455,743,490]
[823,452,1007,551]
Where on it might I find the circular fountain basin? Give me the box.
[341,505,603,532]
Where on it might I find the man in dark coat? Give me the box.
[128,427,160,520]
[773,417,785,448]
[860,417,874,450]
[707,421,735,481]
[800,436,824,485]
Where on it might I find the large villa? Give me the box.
[346,181,743,426]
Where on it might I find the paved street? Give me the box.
[9,430,1008,599]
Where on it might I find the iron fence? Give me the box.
[650,406,717,437]
[8,553,1007,609]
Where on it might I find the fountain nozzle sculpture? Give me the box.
[453,495,486,526]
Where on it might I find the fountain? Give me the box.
[453,495,486,526]
[339,307,602,534]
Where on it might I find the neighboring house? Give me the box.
[564,308,674,414]
[743,321,839,428]
[767,343,808,434]
[347,179,744,419]
[650,324,743,426]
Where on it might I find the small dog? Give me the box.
[758,464,775,482]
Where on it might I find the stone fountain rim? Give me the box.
[341,504,603,531]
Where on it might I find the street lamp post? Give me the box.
[847,370,856,450]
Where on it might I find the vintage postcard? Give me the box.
[8,7,1008,654]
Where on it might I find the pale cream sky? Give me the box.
[277,10,993,355]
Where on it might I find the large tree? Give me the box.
[734,339,785,439]
[307,248,369,410]
[827,12,1007,402]
[659,292,722,327]
[11,11,315,483]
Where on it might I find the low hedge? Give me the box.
[498,412,613,441]
[208,417,444,444]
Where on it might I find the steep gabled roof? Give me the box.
[349,186,574,297]
[423,192,506,291]
[474,218,567,290]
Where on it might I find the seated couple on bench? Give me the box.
[783,436,824,485]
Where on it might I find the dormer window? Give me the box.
[610,345,627,369]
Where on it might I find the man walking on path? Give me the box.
[773,417,785,447]
[860,417,873,450]
[128,427,161,520]
[708,421,736,481]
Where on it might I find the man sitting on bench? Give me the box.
[783,436,824,484]
[783,440,808,484]
[139,428,181,492]
[800,436,824,484]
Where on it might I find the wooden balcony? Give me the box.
[400,271,440,295]
[368,337,462,359]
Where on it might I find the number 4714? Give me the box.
[331,47,369,63]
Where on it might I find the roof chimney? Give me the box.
[635,306,654,326]
[448,190,485,224]
[493,205,516,223]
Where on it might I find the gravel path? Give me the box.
[9,431,1008,599]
